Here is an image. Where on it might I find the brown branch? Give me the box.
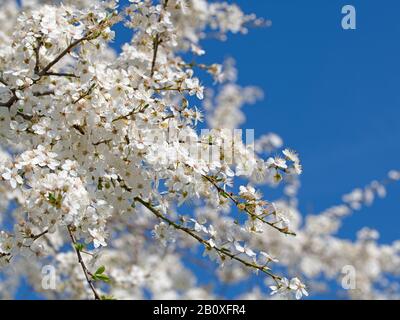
[0,75,8,86]
[134,196,281,282]
[31,229,49,241]
[0,94,18,109]
[42,72,78,78]
[150,35,161,78]
[67,226,101,300]
[34,38,42,75]
[202,174,297,236]
[33,90,55,97]
[73,83,96,104]
[150,0,169,78]
[111,103,149,123]
[38,12,117,77]
[92,139,112,146]
[38,36,91,77]
[1,18,109,109]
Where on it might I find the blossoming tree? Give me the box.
[0,0,399,300]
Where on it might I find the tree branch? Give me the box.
[150,0,169,78]
[67,226,101,300]
[42,72,78,78]
[0,75,8,86]
[38,36,91,77]
[0,94,18,109]
[31,229,49,241]
[34,38,42,75]
[150,35,161,78]
[202,174,297,236]
[134,196,281,283]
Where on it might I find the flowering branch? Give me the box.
[41,72,78,78]
[150,0,169,77]
[134,196,282,284]
[67,226,101,300]
[202,174,297,236]
[36,12,117,78]
[31,229,49,241]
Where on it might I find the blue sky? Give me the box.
[12,0,400,299]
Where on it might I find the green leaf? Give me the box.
[101,295,116,300]
[95,265,106,275]
[48,193,56,203]
[93,274,110,283]
[74,243,85,251]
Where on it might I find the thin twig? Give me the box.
[0,75,8,86]
[150,0,169,78]
[42,72,78,78]
[34,38,42,75]
[67,226,101,300]
[73,83,96,104]
[202,174,297,236]
[33,90,55,97]
[31,229,49,241]
[134,196,281,283]
[150,35,160,78]
[38,36,91,76]
[0,94,18,108]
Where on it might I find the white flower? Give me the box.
[208,238,216,248]
[255,133,283,153]
[130,265,146,286]
[191,218,207,233]
[270,277,290,296]
[234,241,256,258]
[1,167,23,188]
[266,157,287,170]
[292,162,303,175]
[88,228,108,248]
[239,185,259,201]
[152,222,175,246]
[289,277,308,300]
[282,148,300,163]
[61,160,80,177]
[259,251,279,264]
[0,86,13,103]
[388,170,400,181]
[10,121,28,133]
[0,237,14,254]
[32,145,60,170]
[203,246,220,262]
